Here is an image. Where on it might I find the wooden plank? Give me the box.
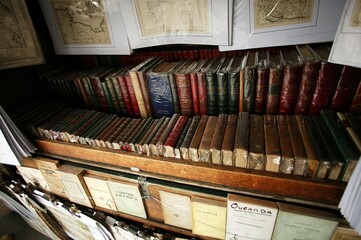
[34,139,345,206]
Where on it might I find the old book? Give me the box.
[296,115,320,178]
[129,117,154,152]
[163,116,188,158]
[85,114,118,146]
[156,114,180,156]
[136,118,160,154]
[143,117,166,156]
[80,70,100,110]
[88,68,114,112]
[191,196,227,239]
[277,115,295,174]
[180,116,201,160]
[104,68,127,115]
[279,47,303,114]
[287,115,309,176]
[343,112,361,152]
[189,115,209,162]
[167,61,184,115]
[112,118,139,150]
[83,174,117,211]
[56,164,94,208]
[198,116,218,163]
[149,117,171,156]
[266,51,283,114]
[122,118,148,151]
[228,55,245,114]
[272,202,338,240]
[107,179,147,219]
[62,110,98,142]
[254,51,270,114]
[48,108,85,140]
[221,114,238,166]
[330,226,361,240]
[118,118,143,150]
[105,118,131,149]
[96,117,125,147]
[123,73,141,118]
[210,113,227,165]
[190,59,209,116]
[304,116,331,179]
[321,110,359,182]
[234,112,250,168]
[248,114,265,170]
[79,114,116,145]
[68,112,105,144]
[159,190,192,230]
[331,66,361,112]
[294,45,321,115]
[197,58,216,115]
[308,45,343,115]
[216,57,234,114]
[264,115,281,173]
[146,61,177,118]
[226,193,278,240]
[174,118,192,159]
[242,52,258,113]
[114,69,135,117]
[349,80,361,113]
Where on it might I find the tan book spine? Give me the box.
[149,117,171,156]
[189,115,209,161]
[198,116,218,163]
[277,115,295,174]
[156,114,180,156]
[264,115,281,172]
[210,113,228,165]
[221,114,238,166]
[248,115,265,170]
[129,70,149,119]
[234,112,250,168]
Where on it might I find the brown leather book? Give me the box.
[93,115,121,147]
[248,114,265,170]
[180,116,201,160]
[242,52,258,113]
[174,118,192,159]
[82,114,118,146]
[210,113,227,165]
[287,115,308,176]
[198,116,218,163]
[143,117,166,156]
[111,118,139,149]
[189,115,209,161]
[118,118,143,150]
[190,60,209,116]
[156,114,180,156]
[294,45,321,115]
[295,115,320,178]
[234,112,249,168]
[254,51,270,114]
[266,51,283,114]
[69,112,105,144]
[197,59,216,115]
[276,115,294,174]
[221,114,238,166]
[149,117,171,156]
[105,118,131,149]
[136,118,160,154]
[263,115,281,173]
[60,109,96,142]
[98,117,125,148]
[88,68,114,112]
[349,80,361,113]
[124,118,152,152]
[163,116,189,158]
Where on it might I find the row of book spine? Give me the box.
[38,44,361,119]
[16,101,360,182]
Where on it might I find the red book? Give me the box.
[349,81,361,113]
[123,74,141,118]
[88,68,113,112]
[197,71,208,115]
[254,52,270,114]
[190,59,209,116]
[163,116,189,148]
[115,74,135,117]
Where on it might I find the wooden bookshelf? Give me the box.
[34,139,346,208]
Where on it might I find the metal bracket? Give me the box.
[137,176,150,198]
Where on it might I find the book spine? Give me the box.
[205,72,218,115]
[63,110,97,141]
[180,116,201,160]
[129,70,149,118]
[81,76,100,110]
[122,118,147,151]
[228,71,240,114]
[190,72,200,115]
[106,118,131,148]
[276,115,294,174]
[174,118,192,159]
[265,67,283,114]
[71,112,105,143]
[157,114,180,156]
[216,71,228,114]
[163,115,189,158]
[279,65,303,115]
[248,114,265,170]
[168,71,182,114]
[85,114,117,145]
[115,75,135,117]
[294,61,320,115]
[198,116,218,163]
[239,69,245,112]
[197,71,208,115]
[143,117,166,155]
[136,118,160,154]
[89,76,110,112]
[263,115,281,173]
[234,112,250,168]
[189,115,209,161]
[221,114,238,166]
[349,80,361,113]
[243,67,257,113]
[149,117,171,156]
[137,71,154,117]
[124,74,141,118]
[101,80,115,113]
[210,113,228,165]
[97,117,125,147]
[130,118,154,152]
[175,73,194,116]
[115,119,141,149]
[254,67,270,114]
[75,77,91,109]
[105,77,122,114]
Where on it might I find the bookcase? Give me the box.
[0,1,359,239]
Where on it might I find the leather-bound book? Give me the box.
[349,80,361,113]
[163,116,189,158]
[197,58,216,115]
[210,113,227,165]
[80,114,117,146]
[189,115,209,161]
[286,115,308,176]
[206,57,225,115]
[148,117,171,156]
[331,66,361,112]
[248,114,265,170]
[180,116,201,160]
[243,52,258,113]
[143,117,167,156]
[105,67,129,115]
[117,118,143,150]
[136,118,160,154]
[97,117,125,148]
[296,115,320,178]
[129,117,154,152]
[294,45,321,115]
[124,73,141,118]
[111,118,139,150]
[304,116,331,179]
[156,114,180,156]
[114,70,136,117]
[88,68,114,112]
[234,112,249,168]
[168,61,186,115]
[122,118,148,151]
[308,45,343,115]
[105,118,131,149]
[264,115,281,173]
[344,112,361,152]
[216,57,234,114]
[320,110,359,182]
[279,47,303,115]
[80,70,100,110]
[254,51,270,114]
[312,116,344,181]
[190,59,209,116]
[198,116,218,163]
[60,109,96,142]
[221,114,238,166]
[277,115,295,174]
[228,55,245,114]
[174,118,192,159]
[266,51,283,114]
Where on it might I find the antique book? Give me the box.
[56,164,94,208]
[279,47,303,114]
[294,45,321,115]
[80,71,100,110]
[168,60,185,115]
[198,116,218,163]
[248,114,265,170]
[349,80,361,113]
[147,61,177,118]
[330,226,361,240]
[79,114,117,145]
[221,114,238,166]
[228,55,245,114]
[36,107,74,138]
[206,57,226,116]
[234,112,250,168]
[136,118,160,154]
[148,117,171,156]
[272,202,338,240]
[343,112,361,152]
[320,110,359,182]
[69,112,106,144]
[296,115,320,178]
[197,58,216,115]
[124,73,141,118]
[264,115,281,173]
[107,179,147,219]
[308,44,343,115]
[96,117,125,147]
[163,115,188,158]
[190,59,209,116]
[105,118,131,149]
[189,115,209,162]
[156,114,180,156]
[242,51,258,113]
[210,113,228,165]
[216,57,234,114]
[104,69,127,115]
[114,69,136,117]
[174,118,192,159]
[142,117,166,156]
[129,117,154,152]
[191,196,227,239]
[118,118,143,150]
[88,68,115,112]
[254,51,270,114]
[277,115,295,174]
[226,194,278,240]
[287,115,309,176]
[159,190,192,230]
[83,174,117,211]
[122,118,148,151]
[331,66,361,112]
[112,118,139,150]
[180,116,201,160]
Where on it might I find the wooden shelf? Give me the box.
[34,139,346,207]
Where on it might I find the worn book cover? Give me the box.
[105,118,131,149]
[168,60,186,115]
[180,116,201,160]
[112,118,139,149]
[114,69,136,117]
[277,115,295,174]
[210,113,227,165]
[129,117,154,152]
[163,115,188,158]
[190,59,209,116]
[248,114,265,170]
[228,55,245,114]
[264,115,281,173]
[254,51,270,114]
[137,118,160,154]
[104,68,128,115]
[80,114,116,145]
[198,116,218,163]
[149,117,170,156]
[197,58,216,115]
[234,112,250,168]
[67,111,104,143]
[156,114,179,156]
[174,118,192,159]
[216,57,234,114]
[243,52,258,113]
[124,73,141,118]
[189,115,209,162]
[119,118,143,150]
[221,114,238,166]
[142,117,165,155]
[205,57,225,116]
[226,193,278,240]
[96,117,125,147]
[122,118,148,151]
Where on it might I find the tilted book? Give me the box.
[221,114,238,166]
[156,114,179,156]
[114,69,136,117]
[149,117,170,156]
[206,57,226,116]
[189,115,209,162]
[122,118,148,151]
[210,113,227,165]
[264,115,281,173]
[242,52,258,113]
[190,59,210,116]
[197,58,216,115]
[180,116,200,160]
[248,114,265,170]
[234,112,250,168]
[266,51,283,114]
[123,73,141,118]
[276,115,295,174]
[216,57,234,114]
[174,118,192,159]
[137,118,160,154]
[163,115,188,158]
[129,117,154,152]
[198,116,218,163]
[254,51,270,114]
[228,55,245,114]
[105,118,131,149]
